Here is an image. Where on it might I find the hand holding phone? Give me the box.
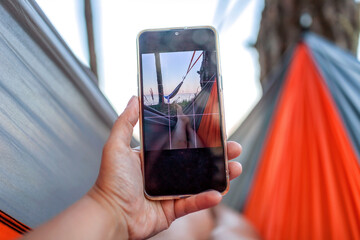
[31,96,242,240]
[137,26,229,199]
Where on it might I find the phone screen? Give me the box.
[138,27,227,197]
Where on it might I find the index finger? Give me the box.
[227,141,242,160]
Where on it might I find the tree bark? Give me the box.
[198,51,217,88]
[256,0,360,87]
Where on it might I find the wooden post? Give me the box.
[84,0,98,83]
[155,52,164,104]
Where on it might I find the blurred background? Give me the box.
[35,0,264,139]
[35,0,360,139]
[1,0,358,239]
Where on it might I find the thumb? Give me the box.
[108,96,139,147]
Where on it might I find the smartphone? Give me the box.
[137,26,228,200]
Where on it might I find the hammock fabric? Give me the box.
[197,78,221,147]
[164,81,184,101]
[143,77,219,150]
[224,33,360,239]
[0,211,30,239]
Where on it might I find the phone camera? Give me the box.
[175,31,179,36]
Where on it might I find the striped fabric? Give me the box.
[0,211,30,239]
[224,33,360,239]
[0,1,131,238]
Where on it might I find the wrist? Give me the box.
[87,185,129,239]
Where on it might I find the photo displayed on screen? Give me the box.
[142,50,222,151]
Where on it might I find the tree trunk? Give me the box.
[256,0,360,88]
[198,51,217,88]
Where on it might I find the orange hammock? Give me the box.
[0,210,30,239]
[244,44,360,239]
[197,77,222,148]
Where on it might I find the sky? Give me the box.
[142,51,203,97]
[35,0,264,139]
[35,0,360,139]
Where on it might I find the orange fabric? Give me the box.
[244,44,360,239]
[0,211,30,239]
[197,78,221,147]
[0,223,21,240]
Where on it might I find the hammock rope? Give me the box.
[164,51,204,102]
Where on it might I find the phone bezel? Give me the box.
[136,26,229,200]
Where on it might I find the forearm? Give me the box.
[22,194,128,240]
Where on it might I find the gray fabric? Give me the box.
[305,33,360,159]
[222,48,294,211]
[143,106,176,150]
[143,79,214,150]
[223,33,360,211]
[0,1,126,227]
